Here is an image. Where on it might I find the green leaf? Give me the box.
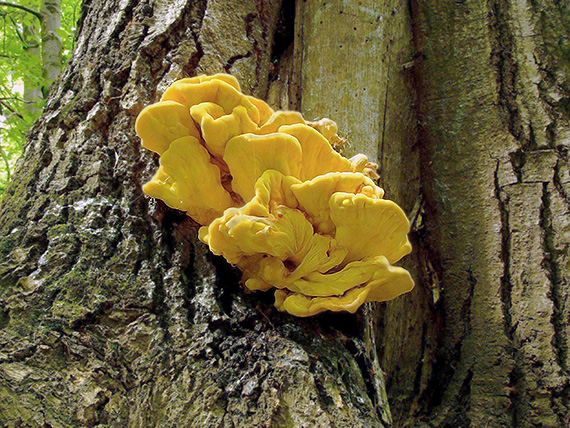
[55,27,68,38]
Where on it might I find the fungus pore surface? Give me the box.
[136,74,413,317]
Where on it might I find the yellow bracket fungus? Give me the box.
[200,170,413,317]
[136,73,414,317]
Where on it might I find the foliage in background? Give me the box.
[0,0,80,195]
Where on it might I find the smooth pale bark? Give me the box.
[6,0,63,108]
[294,0,388,160]
[40,0,63,86]
[0,1,385,426]
[22,24,43,114]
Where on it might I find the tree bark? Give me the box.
[22,24,43,114]
[0,1,386,427]
[290,0,570,427]
[404,1,569,426]
[3,0,63,109]
[1,0,569,427]
[40,0,63,87]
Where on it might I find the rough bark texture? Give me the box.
[399,0,570,426]
[0,1,386,427]
[1,0,569,427]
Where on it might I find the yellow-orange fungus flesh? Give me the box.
[136,74,414,317]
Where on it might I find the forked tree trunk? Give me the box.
[1,0,569,427]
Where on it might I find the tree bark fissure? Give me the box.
[488,1,570,421]
[488,0,529,147]
[540,181,569,373]
[494,158,519,426]
[362,304,393,426]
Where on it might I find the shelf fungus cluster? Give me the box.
[136,74,413,317]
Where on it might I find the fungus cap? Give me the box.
[142,136,234,225]
[135,100,201,155]
[223,133,303,202]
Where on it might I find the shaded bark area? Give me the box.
[0,1,385,426]
[285,1,570,426]
[402,0,570,426]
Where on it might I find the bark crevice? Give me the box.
[494,158,520,424]
[487,0,528,147]
[539,180,568,373]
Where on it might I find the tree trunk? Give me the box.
[286,0,569,426]
[22,23,42,114]
[12,0,63,111]
[1,1,569,427]
[402,1,569,426]
[0,1,386,427]
[40,0,63,87]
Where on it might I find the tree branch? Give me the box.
[0,99,24,119]
[0,1,42,21]
[8,15,39,49]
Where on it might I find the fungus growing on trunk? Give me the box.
[136,74,414,317]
